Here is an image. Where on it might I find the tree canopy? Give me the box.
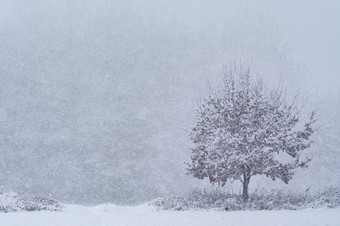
[187,66,316,199]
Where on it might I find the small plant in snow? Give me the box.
[0,192,63,213]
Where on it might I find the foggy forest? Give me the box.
[0,0,339,225]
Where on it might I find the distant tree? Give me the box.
[187,66,316,200]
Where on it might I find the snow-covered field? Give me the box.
[1,204,339,226]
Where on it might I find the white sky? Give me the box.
[267,0,340,91]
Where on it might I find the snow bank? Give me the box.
[0,204,339,226]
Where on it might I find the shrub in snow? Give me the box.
[0,192,63,213]
[151,187,340,211]
[187,65,316,200]
[309,187,340,209]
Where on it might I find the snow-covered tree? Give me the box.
[187,66,316,200]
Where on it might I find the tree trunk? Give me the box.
[242,172,250,201]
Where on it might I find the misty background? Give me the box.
[0,0,339,204]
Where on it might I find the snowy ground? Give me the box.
[0,204,339,226]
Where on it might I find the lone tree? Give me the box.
[187,66,316,200]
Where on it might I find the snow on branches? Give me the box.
[187,66,316,200]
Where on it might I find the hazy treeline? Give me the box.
[0,0,338,204]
